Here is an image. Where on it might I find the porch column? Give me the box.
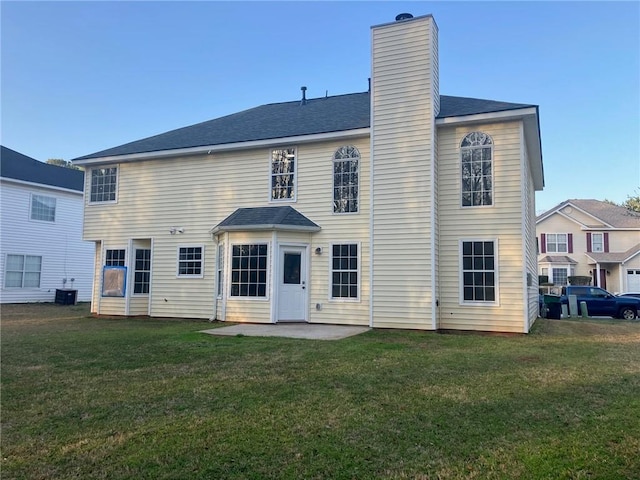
[595,263,601,287]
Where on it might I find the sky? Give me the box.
[1,1,639,213]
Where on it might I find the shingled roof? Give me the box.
[537,199,640,229]
[211,206,321,235]
[74,92,536,161]
[1,146,84,192]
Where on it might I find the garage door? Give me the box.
[627,269,640,292]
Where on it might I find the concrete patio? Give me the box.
[200,323,370,340]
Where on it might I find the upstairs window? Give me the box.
[590,233,604,253]
[461,132,493,207]
[546,234,568,253]
[271,148,296,201]
[30,194,56,222]
[90,167,118,203]
[333,146,360,214]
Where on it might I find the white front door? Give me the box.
[277,246,307,322]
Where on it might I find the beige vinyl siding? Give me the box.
[438,121,527,333]
[83,138,370,322]
[91,241,101,313]
[370,16,438,329]
[522,133,539,330]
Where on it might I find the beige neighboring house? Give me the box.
[72,13,544,333]
[537,199,640,294]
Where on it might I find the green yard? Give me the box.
[2,303,639,479]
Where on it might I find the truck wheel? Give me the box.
[619,307,637,321]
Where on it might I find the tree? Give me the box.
[621,189,640,213]
[47,158,80,170]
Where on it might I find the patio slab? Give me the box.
[200,323,370,340]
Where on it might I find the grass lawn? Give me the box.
[2,304,639,479]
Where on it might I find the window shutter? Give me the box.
[604,232,609,253]
[586,233,592,253]
[568,234,573,254]
[540,234,546,254]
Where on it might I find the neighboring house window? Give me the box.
[133,249,151,294]
[331,244,359,299]
[177,246,204,277]
[552,267,569,286]
[545,234,568,253]
[461,132,493,207]
[461,240,496,303]
[30,194,56,222]
[587,232,608,253]
[271,148,296,201]
[591,233,604,253]
[231,244,268,297]
[216,244,224,297]
[105,249,126,266]
[90,167,118,203]
[333,146,360,213]
[5,254,42,288]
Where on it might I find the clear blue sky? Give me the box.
[2,1,638,213]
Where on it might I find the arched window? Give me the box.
[460,132,493,207]
[333,146,360,213]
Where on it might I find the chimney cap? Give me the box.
[395,13,414,21]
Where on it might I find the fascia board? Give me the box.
[210,224,321,235]
[1,177,84,195]
[73,128,370,166]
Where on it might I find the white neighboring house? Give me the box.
[1,146,94,303]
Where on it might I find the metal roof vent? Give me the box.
[395,13,413,21]
[300,86,307,106]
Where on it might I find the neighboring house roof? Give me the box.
[74,92,536,161]
[1,145,84,192]
[210,206,321,235]
[539,255,578,265]
[537,199,640,229]
[585,243,640,265]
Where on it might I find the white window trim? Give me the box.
[176,244,205,279]
[460,132,494,209]
[328,241,361,302]
[545,233,568,254]
[228,242,270,300]
[4,254,43,289]
[216,243,224,299]
[332,146,361,215]
[459,238,500,306]
[29,193,56,222]
[591,232,604,253]
[88,165,119,205]
[132,248,151,296]
[104,247,127,267]
[268,147,297,203]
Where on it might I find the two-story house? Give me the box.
[72,13,544,333]
[537,199,640,293]
[1,146,94,303]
